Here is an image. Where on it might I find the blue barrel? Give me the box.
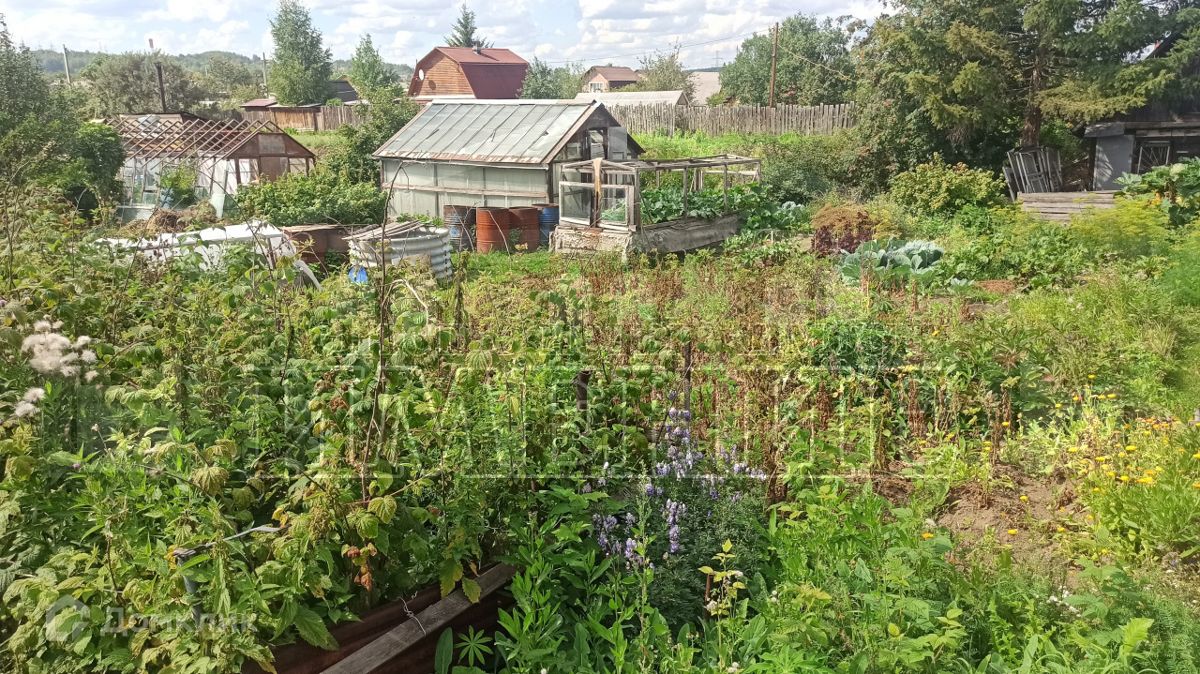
[443,205,472,251]
[534,203,559,247]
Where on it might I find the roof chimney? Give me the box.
[473,44,481,55]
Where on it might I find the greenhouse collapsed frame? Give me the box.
[107,116,315,220]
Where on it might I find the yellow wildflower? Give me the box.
[1056,526,1066,533]
[1006,529,1018,536]
[921,532,934,540]
[1088,374,1096,380]
[1136,477,1154,485]
[1019,495,1029,503]
[1119,475,1130,482]
[1125,445,1137,452]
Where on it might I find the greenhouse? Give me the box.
[373,100,641,219]
[108,116,315,221]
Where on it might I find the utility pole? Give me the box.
[155,62,168,112]
[768,22,779,108]
[61,45,71,85]
[261,53,269,91]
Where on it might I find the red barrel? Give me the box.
[511,207,541,251]
[475,208,511,253]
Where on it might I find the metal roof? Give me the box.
[373,101,603,165]
[574,90,688,106]
[585,66,640,83]
[433,47,527,65]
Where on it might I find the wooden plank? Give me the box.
[322,565,515,674]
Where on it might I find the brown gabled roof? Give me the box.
[411,47,529,99]
[434,47,527,66]
[586,66,640,84]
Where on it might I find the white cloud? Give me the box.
[3,0,881,71]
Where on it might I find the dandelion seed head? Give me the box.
[13,400,38,418]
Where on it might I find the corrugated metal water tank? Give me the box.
[345,221,453,281]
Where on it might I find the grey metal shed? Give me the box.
[373,100,642,219]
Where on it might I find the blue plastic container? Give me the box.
[535,203,559,247]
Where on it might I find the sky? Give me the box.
[1,0,882,70]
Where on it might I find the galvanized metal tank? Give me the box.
[345,222,453,281]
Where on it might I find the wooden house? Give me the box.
[582,66,640,93]
[408,47,528,101]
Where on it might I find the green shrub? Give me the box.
[635,131,859,204]
[158,163,199,208]
[757,133,858,204]
[943,212,1091,288]
[234,170,387,225]
[1069,198,1170,259]
[889,154,1005,215]
[1160,231,1200,307]
[1119,158,1200,227]
[810,204,876,256]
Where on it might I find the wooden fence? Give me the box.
[606,103,856,137]
[241,105,365,132]
[241,102,854,136]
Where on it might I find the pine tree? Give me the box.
[348,34,396,97]
[444,4,491,49]
[269,0,332,105]
[853,0,1199,174]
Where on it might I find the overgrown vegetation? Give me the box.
[4,139,1199,671]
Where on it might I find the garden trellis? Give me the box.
[107,116,315,220]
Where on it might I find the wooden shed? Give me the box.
[373,100,642,219]
[1083,35,1200,189]
[109,116,314,220]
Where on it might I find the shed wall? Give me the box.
[1093,135,1134,190]
[382,159,550,219]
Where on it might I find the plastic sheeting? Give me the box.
[99,221,320,286]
